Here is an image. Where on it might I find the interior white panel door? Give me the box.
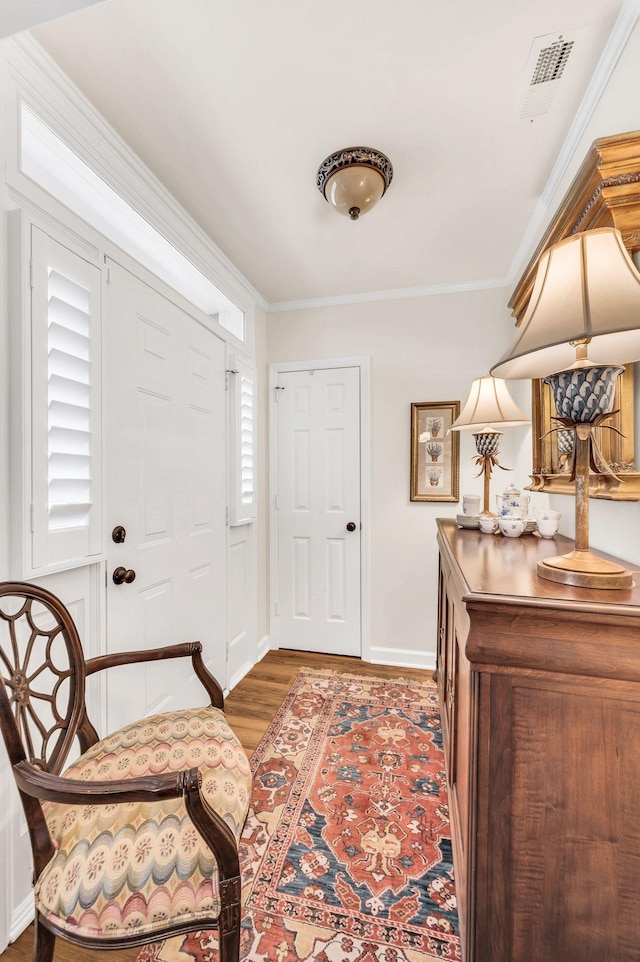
[276,367,361,655]
[105,261,226,733]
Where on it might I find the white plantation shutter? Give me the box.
[31,228,102,570]
[229,355,257,525]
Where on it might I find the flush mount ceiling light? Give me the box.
[316,146,393,220]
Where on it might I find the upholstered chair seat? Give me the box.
[37,706,251,941]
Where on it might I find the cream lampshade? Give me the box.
[492,227,640,379]
[491,227,640,589]
[451,377,529,516]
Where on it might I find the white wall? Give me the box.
[510,17,640,568]
[267,287,522,666]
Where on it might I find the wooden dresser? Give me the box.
[436,518,640,962]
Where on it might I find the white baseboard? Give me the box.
[228,659,254,692]
[10,893,33,944]
[228,636,272,693]
[368,646,436,672]
[257,634,271,661]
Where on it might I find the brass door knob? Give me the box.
[112,566,136,585]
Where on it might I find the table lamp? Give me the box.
[451,376,529,516]
[491,227,640,589]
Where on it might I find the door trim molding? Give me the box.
[269,356,371,660]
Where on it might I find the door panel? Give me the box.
[105,261,226,733]
[227,525,255,687]
[276,366,361,656]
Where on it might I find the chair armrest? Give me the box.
[14,761,241,883]
[84,641,224,709]
[13,759,201,806]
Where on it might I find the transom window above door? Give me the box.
[19,104,245,341]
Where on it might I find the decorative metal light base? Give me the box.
[538,364,634,589]
[537,550,633,589]
[473,430,506,516]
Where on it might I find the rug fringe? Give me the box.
[295,665,437,687]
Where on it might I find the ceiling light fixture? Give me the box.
[316,147,393,221]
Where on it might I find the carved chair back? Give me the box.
[0,582,96,777]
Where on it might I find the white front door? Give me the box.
[105,260,226,733]
[275,366,361,656]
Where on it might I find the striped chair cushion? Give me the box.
[35,706,251,940]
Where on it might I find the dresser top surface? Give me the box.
[437,517,640,615]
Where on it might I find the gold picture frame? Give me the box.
[410,401,460,502]
[509,128,640,501]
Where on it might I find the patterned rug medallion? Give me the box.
[136,669,460,962]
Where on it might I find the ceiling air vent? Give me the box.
[519,31,577,120]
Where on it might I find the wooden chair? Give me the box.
[0,581,251,962]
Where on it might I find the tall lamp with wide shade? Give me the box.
[492,227,640,589]
[451,376,529,516]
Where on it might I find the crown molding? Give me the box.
[507,0,640,291]
[266,276,509,313]
[5,34,269,313]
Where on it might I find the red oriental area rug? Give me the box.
[136,669,460,962]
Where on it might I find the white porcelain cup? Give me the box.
[537,518,559,538]
[498,517,526,538]
[478,516,498,534]
[463,494,481,516]
[534,507,562,523]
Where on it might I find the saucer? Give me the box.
[456,513,480,529]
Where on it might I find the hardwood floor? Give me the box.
[3,649,432,962]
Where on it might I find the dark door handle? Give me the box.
[112,525,127,544]
[112,566,136,585]
[346,522,357,532]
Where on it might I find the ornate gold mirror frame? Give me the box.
[509,129,640,501]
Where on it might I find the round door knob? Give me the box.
[111,525,127,544]
[346,522,357,532]
[112,566,136,585]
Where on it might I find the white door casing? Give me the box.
[104,259,227,733]
[273,363,365,657]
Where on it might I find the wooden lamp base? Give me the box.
[537,548,634,589]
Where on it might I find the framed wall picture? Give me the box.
[410,401,460,502]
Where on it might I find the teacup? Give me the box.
[534,507,561,523]
[498,517,526,538]
[478,516,498,534]
[537,518,559,538]
[463,494,481,516]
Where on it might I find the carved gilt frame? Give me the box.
[509,129,640,501]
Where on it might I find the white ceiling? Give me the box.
[27,0,633,306]
[0,0,106,39]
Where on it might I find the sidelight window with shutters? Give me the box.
[30,226,103,572]
[228,354,257,525]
